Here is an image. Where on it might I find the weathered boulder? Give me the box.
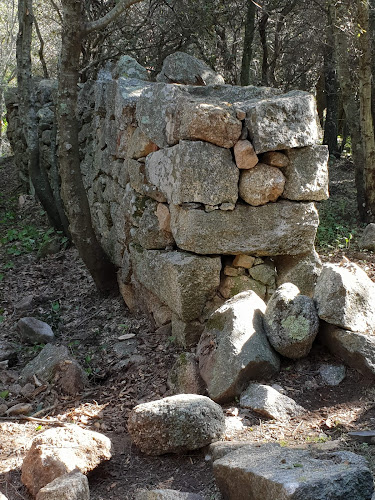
[245,91,320,153]
[136,84,241,149]
[283,145,329,201]
[129,245,221,321]
[135,489,203,499]
[197,291,280,403]
[21,426,112,497]
[314,262,375,333]
[275,249,322,297]
[239,383,304,420]
[171,315,205,347]
[17,317,55,345]
[167,353,206,395]
[127,394,225,455]
[319,323,375,378]
[127,127,158,159]
[233,140,259,169]
[239,163,286,206]
[113,55,150,81]
[156,51,225,85]
[319,364,346,386]
[20,344,70,383]
[36,471,90,500]
[264,283,319,359]
[248,261,277,287]
[53,360,87,395]
[261,151,289,168]
[358,223,375,251]
[213,443,373,500]
[145,141,238,205]
[0,342,18,364]
[170,201,319,256]
[219,275,266,301]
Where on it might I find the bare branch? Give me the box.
[84,0,144,36]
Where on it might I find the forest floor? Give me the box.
[1,155,375,499]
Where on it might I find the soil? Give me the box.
[1,155,375,499]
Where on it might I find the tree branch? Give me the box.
[84,0,144,36]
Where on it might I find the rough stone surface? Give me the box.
[35,471,90,500]
[283,145,329,201]
[359,223,375,251]
[219,275,266,300]
[239,163,286,206]
[261,151,289,168]
[130,245,221,321]
[145,141,238,205]
[127,127,158,159]
[170,201,319,256]
[197,291,280,403]
[128,161,167,202]
[314,262,375,333]
[319,364,346,386]
[275,249,322,297]
[135,489,203,499]
[113,55,150,81]
[21,426,112,497]
[249,262,277,286]
[171,315,205,347]
[127,394,225,455]
[213,443,374,500]
[53,360,87,395]
[232,255,255,269]
[167,353,206,395]
[17,317,55,345]
[233,140,258,169]
[20,344,71,384]
[245,91,320,153]
[156,52,225,86]
[319,323,375,378]
[239,383,304,420]
[0,342,18,363]
[264,283,319,359]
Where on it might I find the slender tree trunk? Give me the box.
[358,0,375,221]
[259,12,269,86]
[323,5,339,157]
[240,0,256,86]
[17,0,66,232]
[57,0,118,293]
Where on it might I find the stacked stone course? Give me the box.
[6,68,329,347]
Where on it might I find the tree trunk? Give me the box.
[57,0,118,294]
[259,12,269,86]
[358,0,375,221]
[240,0,256,86]
[323,5,339,157]
[16,0,66,232]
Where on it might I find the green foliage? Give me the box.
[1,225,67,257]
[316,198,362,250]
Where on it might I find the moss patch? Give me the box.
[281,315,310,341]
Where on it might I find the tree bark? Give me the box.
[17,0,66,232]
[259,11,269,86]
[358,0,375,221]
[240,0,256,86]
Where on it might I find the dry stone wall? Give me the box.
[6,72,329,347]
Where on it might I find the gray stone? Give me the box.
[314,262,375,333]
[264,283,319,359]
[0,342,17,363]
[319,364,346,386]
[127,127,158,160]
[167,353,206,395]
[129,245,221,321]
[348,431,375,444]
[239,163,286,206]
[359,223,375,251]
[145,141,238,205]
[36,471,90,500]
[245,91,320,153]
[131,198,175,249]
[171,315,205,347]
[213,443,373,500]
[275,249,322,298]
[113,55,150,81]
[156,51,225,85]
[135,489,203,499]
[239,383,304,420]
[197,291,280,403]
[53,360,87,395]
[249,262,277,286]
[319,323,375,378]
[17,317,55,345]
[283,145,329,201]
[20,344,70,384]
[127,394,225,455]
[185,84,281,104]
[21,426,112,497]
[170,201,319,256]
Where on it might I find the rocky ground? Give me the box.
[1,155,375,499]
